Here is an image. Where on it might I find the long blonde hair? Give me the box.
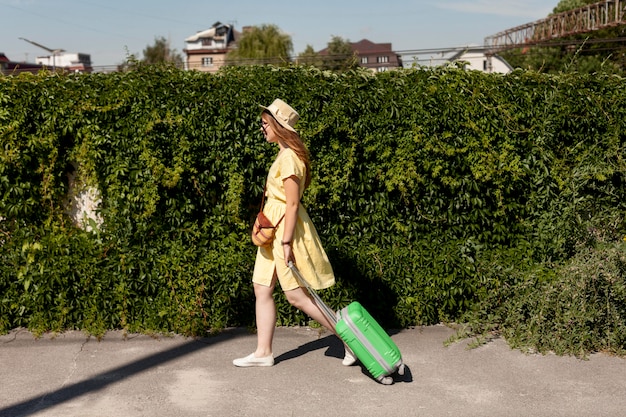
[263,111,312,189]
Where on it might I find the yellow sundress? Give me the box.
[252,148,335,291]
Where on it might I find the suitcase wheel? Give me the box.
[397,363,406,376]
[379,376,394,385]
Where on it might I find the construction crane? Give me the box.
[18,37,65,71]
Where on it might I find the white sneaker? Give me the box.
[233,353,274,367]
[342,348,357,366]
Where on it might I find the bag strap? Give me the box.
[259,184,267,211]
[259,183,285,227]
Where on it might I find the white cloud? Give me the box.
[435,0,554,19]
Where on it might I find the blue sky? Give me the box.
[2,0,556,67]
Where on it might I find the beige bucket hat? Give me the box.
[260,99,299,133]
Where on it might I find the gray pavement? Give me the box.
[1,324,625,417]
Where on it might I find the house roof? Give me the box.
[185,21,234,42]
[318,38,394,56]
[186,27,218,42]
[350,39,393,54]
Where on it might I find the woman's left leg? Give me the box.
[284,287,335,331]
[284,287,356,365]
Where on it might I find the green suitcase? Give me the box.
[288,263,404,384]
[336,301,405,384]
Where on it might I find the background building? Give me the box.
[318,39,402,72]
[350,39,401,72]
[35,52,92,72]
[184,22,239,72]
[0,52,47,75]
[399,46,513,74]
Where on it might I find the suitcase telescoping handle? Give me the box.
[288,261,338,326]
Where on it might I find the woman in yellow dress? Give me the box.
[233,99,355,367]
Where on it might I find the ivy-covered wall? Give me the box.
[1,66,624,349]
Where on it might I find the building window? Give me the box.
[202,57,213,67]
[361,56,368,64]
[377,56,389,63]
[377,67,389,72]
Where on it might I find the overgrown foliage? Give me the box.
[453,241,626,358]
[0,65,624,356]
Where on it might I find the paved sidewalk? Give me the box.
[1,325,625,417]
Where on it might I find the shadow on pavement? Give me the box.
[274,333,413,385]
[274,334,344,365]
[0,329,246,417]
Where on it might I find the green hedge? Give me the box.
[1,65,625,354]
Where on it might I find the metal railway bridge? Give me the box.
[484,0,626,52]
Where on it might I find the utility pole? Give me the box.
[18,37,65,71]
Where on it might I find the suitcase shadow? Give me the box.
[274,334,413,384]
[274,334,344,364]
[355,363,413,384]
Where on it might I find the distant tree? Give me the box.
[117,49,140,72]
[226,24,293,66]
[143,36,184,67]
[297,45,323,67]
[552,0,596,14]
[320,36,358,72]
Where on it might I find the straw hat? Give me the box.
[260,99,299,133]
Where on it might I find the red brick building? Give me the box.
[318,39,401,72]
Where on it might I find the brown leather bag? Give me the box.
[251,186,284,247]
